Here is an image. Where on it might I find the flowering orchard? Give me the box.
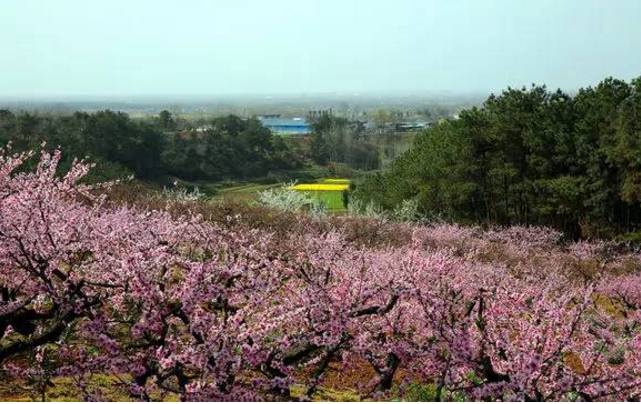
[2,149,641,401]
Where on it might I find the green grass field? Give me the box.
[301,189,347,211]
[211,182,279,203]
[202,177,352,212]
[292,178,351,211]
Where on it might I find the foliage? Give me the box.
[347,198,388,220]
[346,197,421,222]
[257,183,327,215]
[0,110,302,183]
[392,198,422,222]
[3,148,641,401]
[307,112,380,170]
[356,76,641,238]
[160,182,205,202]
[162,115,303,180]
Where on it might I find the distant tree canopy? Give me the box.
[355,76,641,239]
[307,111,380,170]
[162,114,303,180]
[0,110,163,181]
[0,110,302,182]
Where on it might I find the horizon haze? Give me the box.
[1,0,641,99]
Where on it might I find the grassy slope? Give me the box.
[211,183,279,203]
[302,189,347,211]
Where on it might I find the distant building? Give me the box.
[394,121,430,132]
[195,124,212,133]
[258,116,311,135]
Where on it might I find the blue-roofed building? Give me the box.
[258,116,311,135]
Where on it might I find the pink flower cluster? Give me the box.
[1,148,641,401]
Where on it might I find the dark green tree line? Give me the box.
[162,115,302,180]
[0,110,301,182]
[355,76,641,238]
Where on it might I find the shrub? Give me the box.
[160,182,205,201]
[257,183,326,216]
[392,198,422,222]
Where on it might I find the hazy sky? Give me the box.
[2,0,641,97]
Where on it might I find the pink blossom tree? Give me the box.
[2,147,641,401]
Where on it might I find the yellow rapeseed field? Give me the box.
[289,183,349,191]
